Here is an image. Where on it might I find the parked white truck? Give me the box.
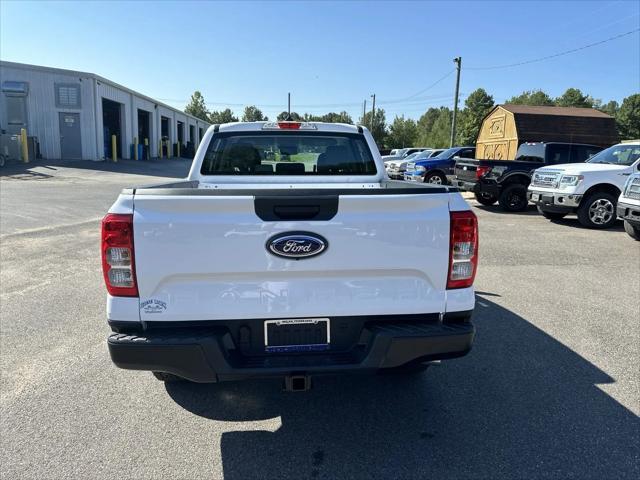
[618,171,640,240]
[103,121,478,390]
[528,141,640,229]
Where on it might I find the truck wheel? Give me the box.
[498,184,528,212]
[624,220,640,240]
[474,192,498,206]
[537,206,567,220]
[424,172,447,185]
[152,371,186,382]
[577,192,617,229]
[0,154,6,168]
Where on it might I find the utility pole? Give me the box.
[370,93,376,137]
[287,92,291,119]
[362,99,367,126]
[450,57,462,148]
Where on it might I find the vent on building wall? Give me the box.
[55,84,81,108]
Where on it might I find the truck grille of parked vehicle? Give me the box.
[625,177,640,200]
[531,171,562,188]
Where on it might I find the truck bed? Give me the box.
[454,159,540,191]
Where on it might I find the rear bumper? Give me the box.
[456,176,478,193]
[455,179,500,198]
[617,201,640,226]
[108,312,475,382]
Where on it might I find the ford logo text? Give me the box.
[267,232,328,259]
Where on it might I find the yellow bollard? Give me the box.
[177,142,180,158]
[111,135,117,163]
[167,140,171,159]
[20,128,29,163]
[134,137,139,161]
[158,139,163,159]
[144,138,149,160]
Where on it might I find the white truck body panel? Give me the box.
[529,142,640,196]
[107,122,475,325]
[132,192,451,322]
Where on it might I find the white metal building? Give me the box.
[0,61,210,161]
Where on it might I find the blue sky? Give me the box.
[1,0,639,121]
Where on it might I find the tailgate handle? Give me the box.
[255,195,339,221]
[273,205,320,220]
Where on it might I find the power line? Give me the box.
[466,28,640,71]
[156,92,458,111]
[377,69,455,104]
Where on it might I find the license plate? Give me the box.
[264,318,330,353]
[531,193,540,202]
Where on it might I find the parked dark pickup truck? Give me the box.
[453,142,603,211]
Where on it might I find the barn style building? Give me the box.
[475,105,618,160]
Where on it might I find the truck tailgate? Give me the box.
[132,190,451,321]
[454,160,480,183]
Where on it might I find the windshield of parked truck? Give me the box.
[413,150,435,160]
[432,147,459,159]
[403,152,421,162]
[586,144,640,166]
[201,132,377,175]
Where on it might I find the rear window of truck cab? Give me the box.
[200,132,377,176]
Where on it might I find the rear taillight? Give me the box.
[101,213,138,297]
[447,210,478,289]
[476,165,491,179]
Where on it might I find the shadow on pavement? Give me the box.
[0,157,191,179]
[472,204,539,216]
[547,217,625,232]
[165,298,638,480]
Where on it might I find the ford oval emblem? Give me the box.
[267,232,328,259]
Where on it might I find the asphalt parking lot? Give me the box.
[1,159,638,480]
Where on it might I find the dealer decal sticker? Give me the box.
[140,299,167,314]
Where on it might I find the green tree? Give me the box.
[277,111,303,121]
[555,88,594,108]
[598,100,619,118]
[506,89,554,106]
[415,107,442,146]
[458,88,494,146]
[414,107,452,147]
[184,91,209,121]
[242,105,268,122]
[321,111,353,124]
[387,116,419,148]
[209,108,238,124]
[426,108,453,148]
[617,94,640,139]
[360,108,387,145]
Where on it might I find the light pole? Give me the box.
[370,93,376,138]
[450,57,462,147]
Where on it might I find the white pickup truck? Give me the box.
[618,171,640,240]
[528,141,640,229]
[103,121,477,390]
